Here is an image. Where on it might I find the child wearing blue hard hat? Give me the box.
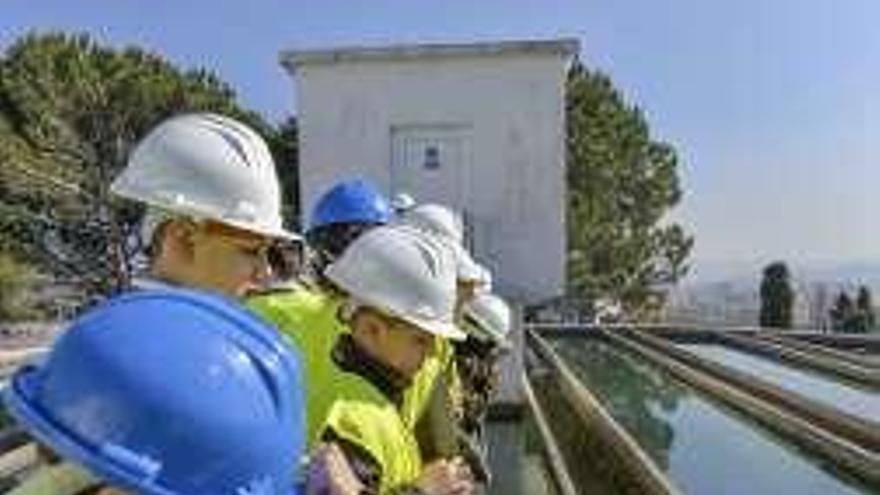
[5,288,306,495]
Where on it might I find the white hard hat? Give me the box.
[111,113,298,240]
[463,293,512,348]
[402,203,463,243]
[400,203,489,284]
[325,225,465,341]
[391,192,416,213]
[456,254,488,286]
[473,263,493,291]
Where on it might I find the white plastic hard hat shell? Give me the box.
[111,113,298,240]
[325,225,465,340]
[391,192,416,213]
[401,203,490,283]
[454,245,488,284]
[464,292,512,347]
[402,203,464,244]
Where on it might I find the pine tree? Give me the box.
[759,261,794,329]
[829,291,855,333]
[854,286,875,333]
[566,61,692,316]
[0,32,296,307]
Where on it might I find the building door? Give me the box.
[391,125,472,211]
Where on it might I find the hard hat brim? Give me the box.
[222,216,303,242]
[405,314,467,341]
[347,295,467,341]
[112,185,302,243]
[4,367,177,495]
[463,314,511,348]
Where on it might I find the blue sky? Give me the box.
[2,0,878,276]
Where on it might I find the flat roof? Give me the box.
[280,38,580,73]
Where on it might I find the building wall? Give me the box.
[293,51,568,303]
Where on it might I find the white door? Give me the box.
[391,125,472,211]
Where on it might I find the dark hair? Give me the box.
[305,222,381,275]
[143,218,173,261]
[266,242,301,280]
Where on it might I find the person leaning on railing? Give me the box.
[452,292,513,487]
[248,178,395,450]
[306,224,476,495]
[396,203,494,485]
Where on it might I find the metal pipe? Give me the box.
[522,373,579,495]
[715,332,879,388]
[754,334,880,370]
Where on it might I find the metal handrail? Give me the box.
[751,332,880,371]
[522,372,579,495]
[526,329,682,495]
[714,332,880,388]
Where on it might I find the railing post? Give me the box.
[495,301,525,407]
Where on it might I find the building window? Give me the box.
[424,146,440,170]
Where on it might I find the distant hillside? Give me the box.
[687,260,880,288]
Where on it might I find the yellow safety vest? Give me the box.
[402,337,457,428]
[8,461,96,495]
[321,367,422,493]
[247,288,348,448]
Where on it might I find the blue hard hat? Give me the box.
[4,288,305,495]
[308,179,392,231]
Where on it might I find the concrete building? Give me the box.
[280,38,577,305]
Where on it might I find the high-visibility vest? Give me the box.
[8,461,96,495]
[321,368,422,493]
[248,288,348,447]
[402,337,456,428]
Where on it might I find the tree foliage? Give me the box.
[830,291,854,333]
[830,286,875,333]
[0,251,40,321]
[0,32,298,308]
[855,286,875,333]
[270,116,300,228]
[759,261,794,329]
[565,61,692,317]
